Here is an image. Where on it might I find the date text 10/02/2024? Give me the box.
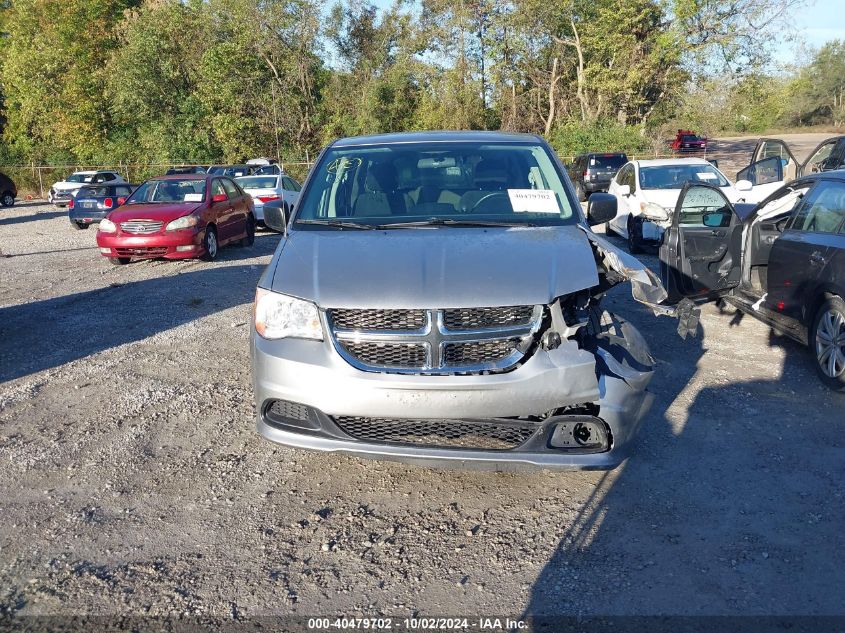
[306,617,527,630]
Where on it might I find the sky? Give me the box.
[775,0,845,63]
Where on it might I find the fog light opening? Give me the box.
[99,247,111,254]
[547,415,610,453]
[176,245,196,252]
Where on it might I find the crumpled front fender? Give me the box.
[579,226,700,339]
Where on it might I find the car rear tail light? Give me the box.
[104,198,113,208]
[257,195,280,203]
[68,198,74,209]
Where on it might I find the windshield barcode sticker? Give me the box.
[507,189,559,213]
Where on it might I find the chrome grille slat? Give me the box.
[327,306,542,375]
[120,220,163,234]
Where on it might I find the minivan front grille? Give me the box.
[338,341,427,368]
[327,306,543,375]
[331,309,426,331]
[333,416,537,450]
[442,306,535,330]
[120,220,163,234]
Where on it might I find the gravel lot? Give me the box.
[1,195,843,623]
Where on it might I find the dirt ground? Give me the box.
[1,167,844,625]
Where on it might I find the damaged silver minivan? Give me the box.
[251,132,694,470]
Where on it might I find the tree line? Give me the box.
[0,0,825,167]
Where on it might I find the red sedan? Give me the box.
[96,174,255,265]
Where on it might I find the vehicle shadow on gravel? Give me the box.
[0,261,265,383]
[0,210,67,226]
[524,302,845,617]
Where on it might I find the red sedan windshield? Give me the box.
[126,179,207,204]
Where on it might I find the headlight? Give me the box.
[165,215,199,231]
[99,218,117,233]
[254,288,323,340]
[640,202,671,221]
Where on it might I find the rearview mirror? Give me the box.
[735,179,752,192]
[263,203,288,233]
[212,193,227,203]
[616,184,631,197]
[586,193,617,226]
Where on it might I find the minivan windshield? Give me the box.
[125,179,207,204]
[294,141,578,228]
[639,164,729,190]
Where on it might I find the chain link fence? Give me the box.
[2,142,753,201]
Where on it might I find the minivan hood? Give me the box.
[271,225,600,309]
[108,203,202,223]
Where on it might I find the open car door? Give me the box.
[749,139,799,181]
[658,183,743,304]
[800,136,845,175]
[735,138,801,203]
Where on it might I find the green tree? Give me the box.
[320,1,422,141]
[107,0,217,163]
[1,0,140,163]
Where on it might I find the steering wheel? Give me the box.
[468,191,510,214]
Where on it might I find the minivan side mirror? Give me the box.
[616,184,631,197]
[263,202,289,234]
[586,193,617,226]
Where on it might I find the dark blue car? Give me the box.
[69,183,135,229]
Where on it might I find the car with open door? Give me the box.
[737,136,845,201]
[660,174,845,390]
[606,158,759,254]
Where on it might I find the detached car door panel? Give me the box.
[659,183,743,301]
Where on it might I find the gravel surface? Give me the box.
[1,199,843,621]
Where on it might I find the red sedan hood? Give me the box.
[108,202,202,223]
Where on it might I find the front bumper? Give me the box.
[252,331,654,470]
[96,228,205,260]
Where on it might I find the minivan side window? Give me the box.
[790,180,845,234]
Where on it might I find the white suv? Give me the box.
[50,170,126,207]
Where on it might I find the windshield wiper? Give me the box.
[376,218,537,229]
[296,219,379,230]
